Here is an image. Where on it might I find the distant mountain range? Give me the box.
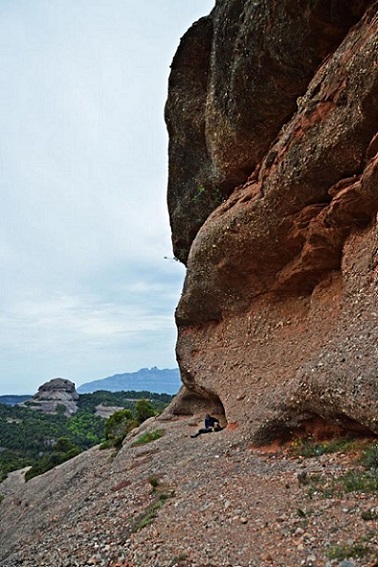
[0,368,182,405]
[77,367,181,395]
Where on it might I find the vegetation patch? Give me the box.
[25,437,81,481]
[360,443,378,470]
[148,475,160,490]
[288,435,363,458]
[326,542,371,561]
[306,469,378,499]
[0,404,93,482]
[192,183,223,207]
[296,507,307,518]
[339,470,378,493]
[292,436,378,498]
[0,392,172,481]
[132,429,164,447]
[131,491,172,532]
[77,390,172,414]
[100,399,159,450]
[100,409,138,450]
[129,475,175,532]
[98,439,117,450]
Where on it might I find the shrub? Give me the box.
[99,439,115,450]
[360,444,378,471]
[135,399,156,424]
[104,409,138,448]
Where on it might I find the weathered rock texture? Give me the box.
[2,416,377,566]
[22,378,79,416]
[166,0,378,443]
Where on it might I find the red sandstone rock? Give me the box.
[166,0,373,263]
[166,1,378,442]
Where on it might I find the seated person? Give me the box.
[191,413,222,438]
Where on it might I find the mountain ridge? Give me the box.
[0,368,181,402]
[77,367,181,395]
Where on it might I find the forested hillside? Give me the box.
[0,390,173,481]
[0,395,32,405]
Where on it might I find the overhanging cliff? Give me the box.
[166,0,378,442]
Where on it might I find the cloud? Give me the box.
[0,0,214,394]
[0,269,184,393]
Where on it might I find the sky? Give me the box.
[0,0,214,395]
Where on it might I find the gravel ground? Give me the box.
[0,415,377,567]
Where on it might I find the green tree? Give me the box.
[104,409,137,447]
[67,411,105,448]
[53,436,76,453]
[25,437,81,481]
[135,399,156,424]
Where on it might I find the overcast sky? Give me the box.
[0,0,214,395]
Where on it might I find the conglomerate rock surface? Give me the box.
[166,0,378,443]
[1,416,378,566]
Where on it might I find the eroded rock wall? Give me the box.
[166,0,378,442]
[166,0,373,264]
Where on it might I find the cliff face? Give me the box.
[166,0,378,442]
[21,378,79,417]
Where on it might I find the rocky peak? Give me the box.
[23,378,79,416]
[35,378,79,400]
